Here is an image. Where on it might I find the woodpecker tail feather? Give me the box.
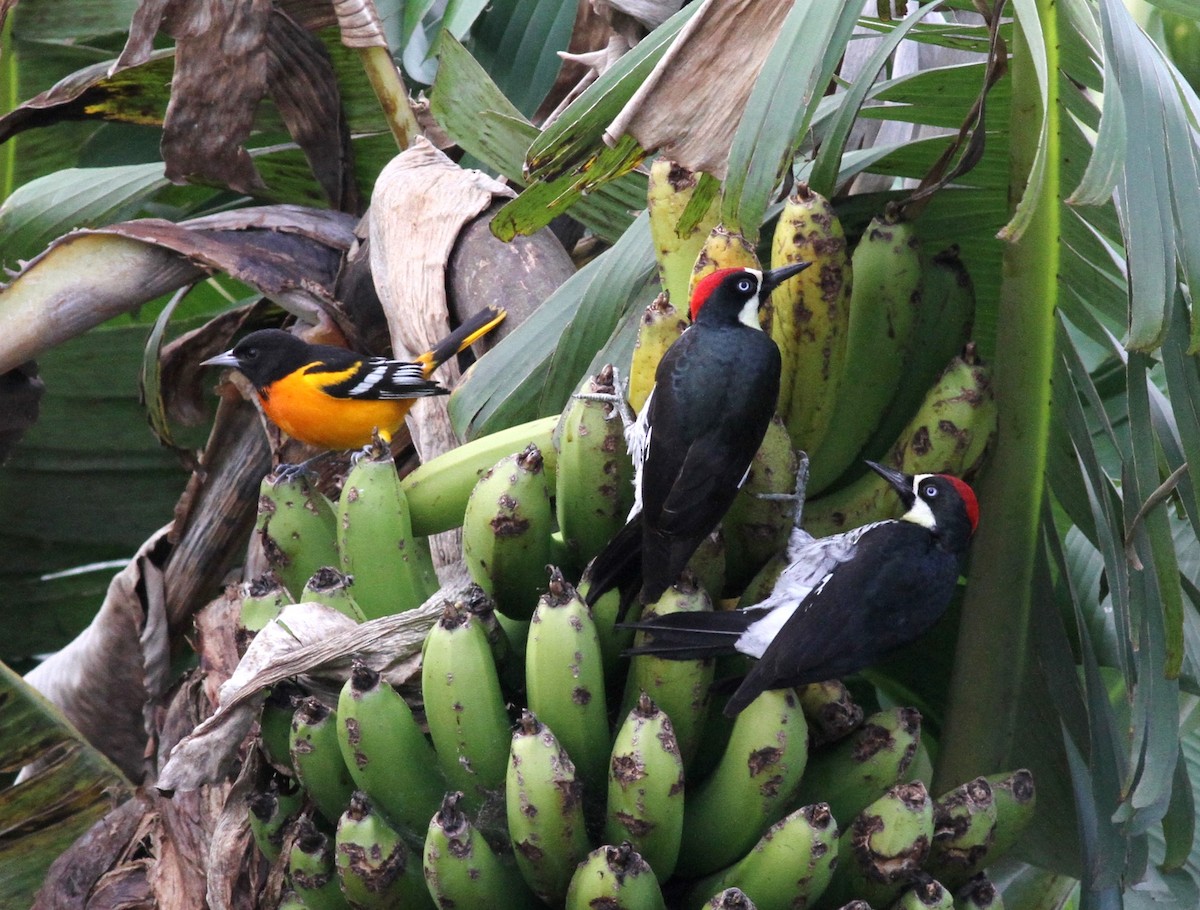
[621,609,753,660]
[584,514,644,619]
[419,306,507,375]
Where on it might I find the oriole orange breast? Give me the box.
[202,307,505,450]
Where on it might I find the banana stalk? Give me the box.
[289,697,356,827]
[335,792,432,910]
[565,843,668,910]
[257,473,340,599]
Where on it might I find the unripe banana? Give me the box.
[423,791,539,910]
[648,158,721,308]
[792,707,921,826]
[925,777,997,890]
[335,791,432,910]
[685,802,838,910]
[400,414,560,536]
[704,889,759,910]
[736,551,789,608]
[555,366,635,573]
[336,450,439,618]
[765,184,853,449]
[577,577,632,687]
[565,842,668,910]
[289,697,356,827]
[858,245,976,466]
[688,531,727,604]
[335,662,444,834]
[623,573,715,768]
[463,444,553,620]
[278,891,306,910]
[823,781,934,909]
[259,681,304,772]
[258,473,340,599]
[247,773,305,863]
[721,417,798,592]
[526,568,610,795]
[689,225,761,303]
[808,208,923,494]
[288,814,348,910]
[630,293,690,412]
[300,567,366,622]
[895,874,955,910]
[505,710,591,905]
[798,679,864,747]
[675,688,809,877]
[952,872,1004,910]
[421,599,512,805]
[804,349,996,537]
[605,692,685,880]
[240,572,293,632]
[982,769,1036,867]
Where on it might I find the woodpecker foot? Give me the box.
[572,366,636,430]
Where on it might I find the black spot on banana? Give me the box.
[701,888,759,910]
[335,792,432,910]
[256,472,339,601]
[564,842,667,910]
[953,872,1003,910]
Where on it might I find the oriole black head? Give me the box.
[201,329,363,393]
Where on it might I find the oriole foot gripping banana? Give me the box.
[287,814,347,910]
[300,566,366,622]
[424,791,539,910]
[335,661,444,835]
[525,567,609,797]
[289,697,356,827]
[605,692,685,881]
[335,791,432,910]
[421,598,512,807]
[648,157,721,309]
[505,710,591,905]
[925,777,997,890]
[565,842,667,910]
[257,472,340,600]
[798,679,864,747]
[463,443,553,620]
[629,293,690,413]
[240,572,293,632]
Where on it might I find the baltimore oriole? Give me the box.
[201,306,505,450]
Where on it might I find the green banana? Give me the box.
[259,681,303,772]
[689,224,761,303]
[704,889,759,910]
[895,874,955,910]
[858,245,976,467]
[335,791,432,910]
[505,710,591,905]
[278,891,307,910]
[630,293,690,413]
[605,692,685,881]
[721,417,798,593]
[289,697,356,827]
[300,567,366,622]
[822,781,934,909]
[926,777,997,890]
[798,679,863,747]
[648,157,721,309]
[675,688,809,877]
[688,531,727,603]
[240,572,293,632]
[423,791,539,910]
[804,349,996,537]
[258,472,340,599]
[765,183,852,451]
[421,599,511,805]
[736,550,788,608]
[623,574,715,768]
[982,769,1036,866]
[791,706,921,827]
[953,873,1004,910]
[808,208,923,494]
[400,414,560,537]
[463,444,554,620]
[577,577,632,688]
[288,814,348,910]
[336,450,439,618]
[335,662,444,835]
[565,842,668,910]
[555,366,635,573]
[247,773,305,863]
[685,802,838,910]
[526,568,609,795]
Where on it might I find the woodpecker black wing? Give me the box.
[723,522,962,716]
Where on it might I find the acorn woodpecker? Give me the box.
[624,462,979,716]
[585,262,810,612]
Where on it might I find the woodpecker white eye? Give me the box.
[924,483,938,498]
[736,277,755,293]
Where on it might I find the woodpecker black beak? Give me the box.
[201,350,240,369]
[759,261,811,299]
[866,460,916,509]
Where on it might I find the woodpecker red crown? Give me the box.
[941,474,979,533]
[689,267,755,320]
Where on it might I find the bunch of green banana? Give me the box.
[505,710,591,905]
[424,791,538,909]
[685,802,838,910]
[300,567,366,622]
[565,843,667,910]
[335,792,432,909]
[335,661,444,834]
[256,472,339,599]
[463,444,553,619]
[629,293,689,413]
[605,692,685,880]
[421,599,511,805]
[336,448,439,618]
[289,697,356,826]
[647,158,721,308]
[239,572,292,631]
[554,366,635,573]
[765,183,853,453]
[287,814,346,910]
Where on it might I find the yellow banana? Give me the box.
[688,225,761,304]
[648,158,721,308]
[630,292,690,413]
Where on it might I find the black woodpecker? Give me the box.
[624,462,980,716]
[584,262,810,613]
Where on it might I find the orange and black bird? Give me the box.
[201,306,505,452]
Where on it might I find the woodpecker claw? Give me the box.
[572,366,636,431]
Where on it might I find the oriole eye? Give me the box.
[244,348,258,359]
[736,277,755,293]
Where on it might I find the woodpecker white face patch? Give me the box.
[902,473,937,529]
[737,268,765,330]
